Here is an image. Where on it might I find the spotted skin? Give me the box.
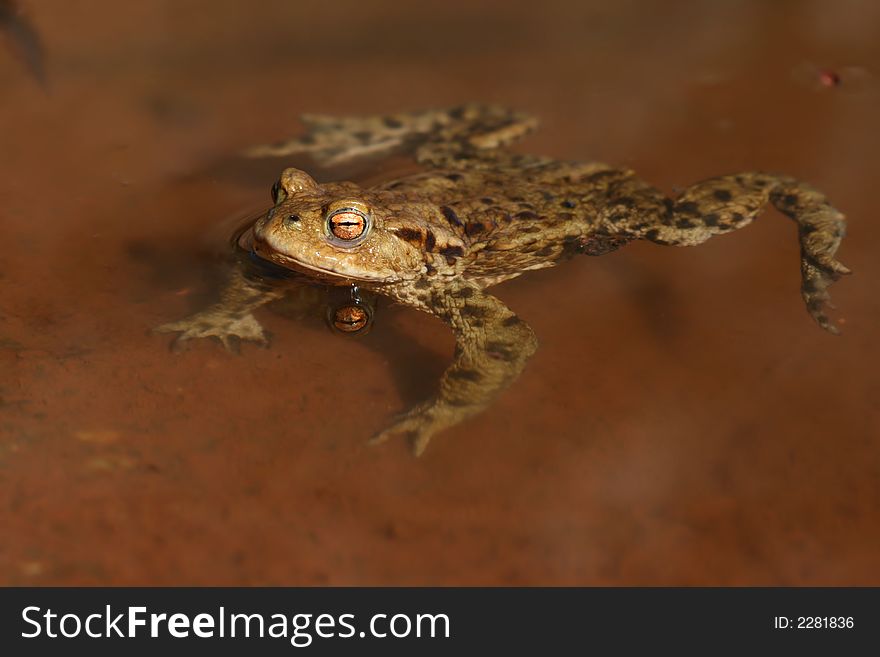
[243,103,541,168]
[372,279,536,456]
[586,169,849,333]
[161,105,850,454]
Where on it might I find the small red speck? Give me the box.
[818,69,842,88]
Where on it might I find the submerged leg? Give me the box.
[371,281,537,456]
[155,258,285,351]
[600,172,850,333]
[243,104,539,169]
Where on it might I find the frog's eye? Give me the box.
[327,302,373,335]
[271,180,287,205]
[326,207,370,244]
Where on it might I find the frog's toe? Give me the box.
[225,313,270,346]
[153,319,198,351]
[154,311,269,352]
[165,329,194,354]
[369,407,442,457]
[369,426,434,457]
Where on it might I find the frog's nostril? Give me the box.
[284,214,301,225]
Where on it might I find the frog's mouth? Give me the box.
[251,232,395,285]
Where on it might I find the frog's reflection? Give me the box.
[259,264,377,339]
[326,291,374,336]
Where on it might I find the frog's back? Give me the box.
[376,163,620,286]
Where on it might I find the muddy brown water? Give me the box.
[1,1,878,585]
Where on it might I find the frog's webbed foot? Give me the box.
[155,258,284,352]
[369,400,457,457]
[371,282,538,456]
[155,309,269,353]
[243,104,539,169]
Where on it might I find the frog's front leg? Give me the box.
[155,259,285,352]
[371,281,537,456]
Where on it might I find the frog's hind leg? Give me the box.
[413,104,540,168]
[244,104,539,168]
[604,172,850,333]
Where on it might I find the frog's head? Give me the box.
[252,168,457,284]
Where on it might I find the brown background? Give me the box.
[1,0,878,585]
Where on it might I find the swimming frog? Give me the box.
[157,104,850,455]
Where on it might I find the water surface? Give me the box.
[1,0,878,585]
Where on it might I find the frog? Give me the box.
[157,104,850,455]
